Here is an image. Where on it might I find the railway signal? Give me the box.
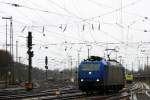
[26,31,34,90]
[45,56,48,81]
[27,32,32,49]
[45,56,48,66]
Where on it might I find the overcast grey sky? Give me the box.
[0,0,150,70]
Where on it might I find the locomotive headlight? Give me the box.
[81,79,84,82]
[96,79,100,82]
[89,72,92,75]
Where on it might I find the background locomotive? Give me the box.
[125,74,133,84]
[78,56,125,93]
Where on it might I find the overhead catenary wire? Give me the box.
[83,0,147,25]
[1,40,150,50]
[1,22,148,51]
[0,1,83,20]
[0,0,147,28]
[83,0,143,21]
[45,0,100,43]
[46,0,82,20]
[1,0,146,36]
[99,29,124,43]
[2,0,143,29]
[0,0,149,70]
[88,22,96,42]
[25,0,63,26]
[44,29,85,42]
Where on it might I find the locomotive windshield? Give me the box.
[81,64,100,71]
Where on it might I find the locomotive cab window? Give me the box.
[81,64,100,71]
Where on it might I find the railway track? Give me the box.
[132,82,150,100]
[121,81,150,100]
[88,91,130,100]
[1,82,147,100]
[0,86,85,100]
[0,87,131,100]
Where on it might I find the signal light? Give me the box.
[96,79,100,82]
[45,56,48,65]
[28,31,32,48]
[45,65,48,69]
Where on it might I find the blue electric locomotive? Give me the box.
[78,56,125,93]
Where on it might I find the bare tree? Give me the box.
[0,49,13,86]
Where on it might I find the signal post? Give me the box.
[25,31,34,90]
